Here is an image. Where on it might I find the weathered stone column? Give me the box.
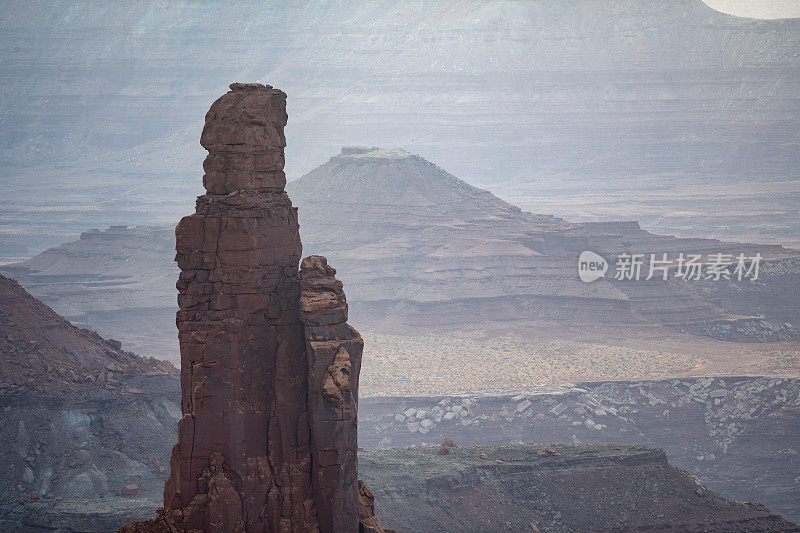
[300,255,363,533]
[120,83,384,533]
[166,82,315,531]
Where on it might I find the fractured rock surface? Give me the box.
[359,444,799,532]
[300,255,364,532]
[358,377,800,525]
[122,83,382,532]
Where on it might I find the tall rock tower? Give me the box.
[122,83,383,533]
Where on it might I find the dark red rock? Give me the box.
[300,255,370,532]
[121,84,384,533]
[121,484,140,497]
[357,480,385,533]
[537,447,561,457]
[0,274,176,398]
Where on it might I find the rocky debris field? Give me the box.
[359,376,800,524]
[0,382,181,532]
[686,318,799,343]
[0,274,181,531]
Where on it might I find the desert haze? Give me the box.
[1,1,798,532]
[1,0,799,257]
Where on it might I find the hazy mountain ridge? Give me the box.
[1,0,799,257]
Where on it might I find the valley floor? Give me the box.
[360,326,800,396]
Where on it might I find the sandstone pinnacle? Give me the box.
[121,84,383,533]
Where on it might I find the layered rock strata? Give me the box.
[122,83,381,532]
[300,255,365,532]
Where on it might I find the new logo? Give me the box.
[578,251,608,283]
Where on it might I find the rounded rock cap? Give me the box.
[201,82,288,194]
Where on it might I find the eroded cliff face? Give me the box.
[122,83,382,532]
[300,255,370,532]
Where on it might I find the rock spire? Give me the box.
[300,255,365,532]
[121,83,383,532]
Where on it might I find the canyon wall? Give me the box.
[123,84,382,532]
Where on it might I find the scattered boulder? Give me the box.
[516,400,532,413]
[120,484,140,497]
[106,339,123,351]
[537,447,561,458]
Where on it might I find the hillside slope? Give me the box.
[0,274,179,525]
[1,226,178,359]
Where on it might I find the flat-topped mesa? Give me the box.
[335,146,413,161]
[201,82,288,193]
[121,85,385,533]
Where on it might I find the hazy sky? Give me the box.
[702,0,800,18]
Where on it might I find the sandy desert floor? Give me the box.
[359,327,800,396]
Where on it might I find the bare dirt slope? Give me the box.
[0,274,179,529]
